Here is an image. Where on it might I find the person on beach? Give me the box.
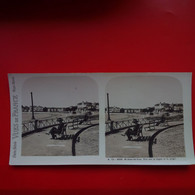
[122,119,140,141]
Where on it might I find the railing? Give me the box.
[72,123,99,156]
[148,123,184,157]
[106,118,155,132]
[105,114,183,134]
[22,117,66,133]
[22,115,98,136]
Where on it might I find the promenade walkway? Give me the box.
[106,121,184,158]
[22,120,99,156]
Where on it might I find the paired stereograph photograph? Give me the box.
[9,73,194,165]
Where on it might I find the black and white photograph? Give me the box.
[21,76,99,156]
[105,76,185,158]
[8,73,194,165]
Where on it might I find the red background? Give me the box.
[0,0,195,194]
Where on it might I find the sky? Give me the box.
[106,76,183,108]
[22,76,98,107]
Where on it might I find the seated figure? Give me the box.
[49,118,67,139]
[122,119,140,141]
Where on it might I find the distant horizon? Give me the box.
[22,76,98,107]
[22,100,99,108]
[107,101,183,110]
[106,76,183,108]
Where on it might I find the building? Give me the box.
[173,104,183,113]
[124,108,142,113]
[154,102,171,113]
[77,101,99,112]
[77,101,90,112]
[109,106,121,113]
[47,107,64,112]
[142,107,155,113]
[30,106,44,112]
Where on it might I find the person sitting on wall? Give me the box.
[48,118,67,139]
[121,119,140,141]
